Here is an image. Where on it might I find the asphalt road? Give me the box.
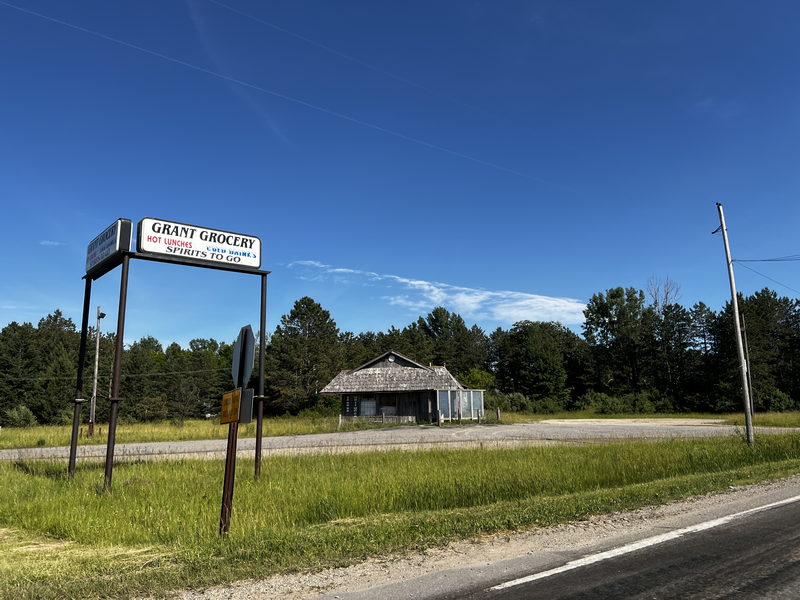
[1,419,788,462]
[460,496,800,599]
[328,482,800,600]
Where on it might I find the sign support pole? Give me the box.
[76,216,270,507]
[255,273,267,480]
[68,277,92,479]
[219,417,239,535]
[104,254,130,491]
[220,332,249,535]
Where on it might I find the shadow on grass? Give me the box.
[11,460,105,480]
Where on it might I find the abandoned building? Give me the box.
[320,350,484,423]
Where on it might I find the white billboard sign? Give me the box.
[85,219,132,277]
[137,218,261,269]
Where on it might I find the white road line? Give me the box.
[490,493,800,591]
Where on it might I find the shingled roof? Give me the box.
[320,350,464,394]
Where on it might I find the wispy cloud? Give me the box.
[205,0,490,116]
[289,260,586,325]
[39,240,65,247]
[0,302,42,312]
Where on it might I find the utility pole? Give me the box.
[89,306,106,437]
[740,313,755,418]
[715,203,754,444]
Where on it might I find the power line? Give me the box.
[734,262,800,296]
[1,367,228,383]
[122,367,229,379]
[0,0,553,184]
[204,0,491,115]
[734,255,800,262]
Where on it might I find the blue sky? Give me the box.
[2,0,800,347]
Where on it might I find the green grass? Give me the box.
[495,410,726,423]
[3,435,800,598]
[725,411,800,428]
[0,415,415,450]
[496,409,800,426]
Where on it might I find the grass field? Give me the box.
[3,435,800,599]
[0,415,414,450]
[496,410,725,423]
[724,412,800,428]
[497,410,800,426]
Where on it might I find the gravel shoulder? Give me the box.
[164,473,800,600]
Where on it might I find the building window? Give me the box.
[361,397,376,416]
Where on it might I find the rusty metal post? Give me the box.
[104,254,130,492]
[220,330,248,534]
[254,398,264,479]
[255,273,267,480]
[219,421,239,535]
[68,277,92,479]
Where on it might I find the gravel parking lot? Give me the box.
[1,418,788,462]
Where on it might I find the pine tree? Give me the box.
[267,297,340,413]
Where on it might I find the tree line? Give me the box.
[1,283,799,426]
